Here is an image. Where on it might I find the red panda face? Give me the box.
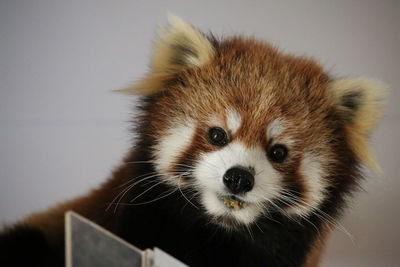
[123,16,386,229]
[146,40,337,228]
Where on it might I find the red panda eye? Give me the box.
[208,127,229,146]
[267,144,288,163]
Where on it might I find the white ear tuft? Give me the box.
[329,78,388,172]
[153,14,214,71]
[118,15,214,95]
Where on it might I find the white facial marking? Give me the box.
[194,142,283,225]
[153,121,195,182]
[201,190,261,226]
[267,119,286,139]
[288,153,328,216]
[226,109,242,134]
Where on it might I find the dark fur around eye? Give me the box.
[208,127,229,146]
[267,144,288,163]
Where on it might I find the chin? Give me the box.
[201,190,263,230]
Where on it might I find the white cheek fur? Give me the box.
[152,121,195,183]
[287,153,329,216]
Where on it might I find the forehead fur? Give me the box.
[150,37,332,147]
[176,37,329,112]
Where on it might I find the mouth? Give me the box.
[221,195,248,211]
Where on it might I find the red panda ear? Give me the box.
[328,78,388,172]
[118,15,214,95]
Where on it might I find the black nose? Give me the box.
[223,167,255,194]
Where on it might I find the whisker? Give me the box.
[277,190,354,243]
[243,224,255,241]
[253,221,264,233]
[108,171,183,212]
[180,191,200,214]
[125,160,153,164]
[108,172,169,212]
[116,171,161,189]
[178,176,199,210]
[114,188,178,207]
[129,180,167,203]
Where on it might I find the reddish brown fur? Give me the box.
[19,153,137,246]
[6,31,381,266]
[136,37,348,265]
[21,37,336,264]
[303,224,331,267]
[0,14,388,266]
[146,37,339,212]
[148,37,334,153]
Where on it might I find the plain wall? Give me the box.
[0,1,399,266]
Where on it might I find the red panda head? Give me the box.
[120,16,386,228]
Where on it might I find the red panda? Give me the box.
[0,16,386,267]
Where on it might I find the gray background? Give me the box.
[0,1,399,266]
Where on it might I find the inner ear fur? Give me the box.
[329,78,387,172]
[119,15,214,95]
